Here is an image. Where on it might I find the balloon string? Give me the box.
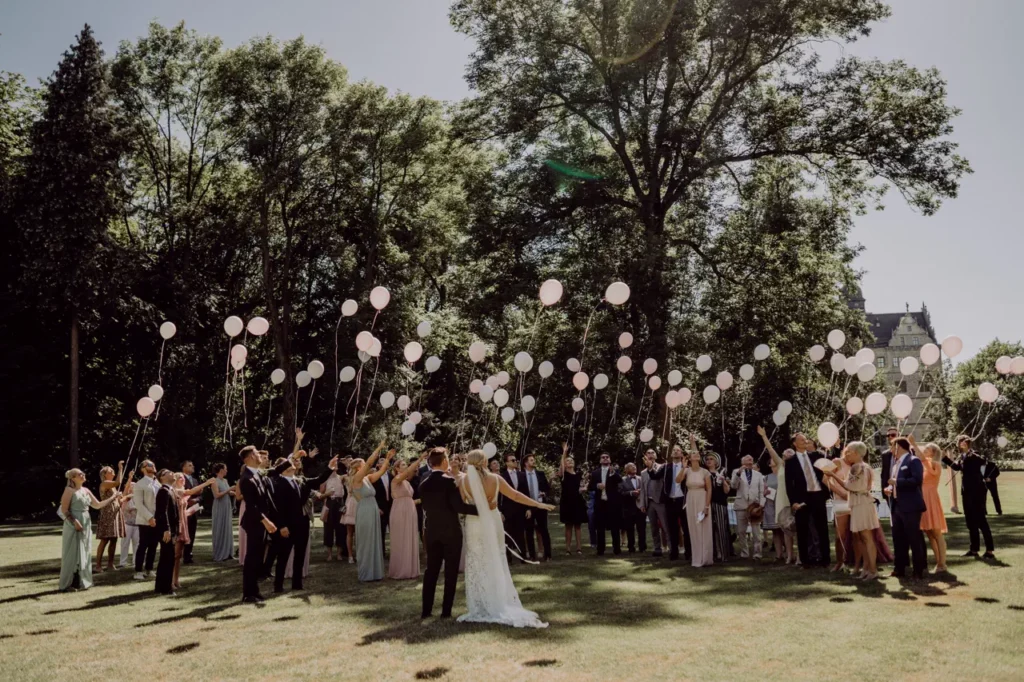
[520,377,544,458]
[577,299,603,374]
[525,304,545,354]
[222,338,232,441]
[302,379,317,430]
[632,385,648,437]
[971,403,995,440]
[262,395,274,449]
[154,338,168,421]
[123,419,145,485]
[369,310,380,332]
[607,375,623,437]
[330,313,344,450]
[137,416,151,458]
[584,387,598,462]
[294,384,301,438]
[347,363,365,437]
[241,364,248,430]
[960,402,985,438]
[352,358,381,446]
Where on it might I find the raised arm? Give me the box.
[558,442,568,477]
[497,476,554,511]
[366,449,397,484]
[352,441,387,486]
[395,454,427,485]
[184,479,216,497]
[757,426,782,469]
[87,487,119,510]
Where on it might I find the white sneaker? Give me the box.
[348,557,354,564]
[133,572,146,581]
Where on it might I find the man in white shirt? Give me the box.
[655,445,691,561]
[640,449,668,556]
[499,453,528,561]
[322,465,348,562]
[522,454,551,561]
[730,455,766,560]
[133,460,160,579]
[588,452,623,555]
[783,433,830,567]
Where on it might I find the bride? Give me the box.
[457,449,554,628]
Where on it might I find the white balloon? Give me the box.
[617,356,632,374]
[358,350,370,364]
[978,382,999,404]
[846,396,864,416]
[514,352,534,373]
[247,316,269,336]
[827,329,846,350]
[295,370,311,388]
[469,379,483,394]
[665,390,681,409]
[469,342,487,363]
[416,320,432,338]
[857,362,877,382]
[808,345,826,362]
[1011,356,1024,375]
[485,375,500,390]
[341,299,358,317]
[919,343,941,366]
[270,369,286,385]
[739,364,754,381]
[899,356,919,377]
[696,355,712,373]
[223,316,244,338]
[618,332,634,349]
[715,371,733,391]
[567,357,581,373]
[397,394,411,411]
[483,442,497,458]
[401,420,416,437]
[996,356,1013,374]
[496,371,510,386]
[890,393,913,419]
[642,358,657,375]
[339,366,356,382]
[778,400,793,416]
[678,388,692,405]
[605,281,630,305]
[648,375,662,391]
[817,422,840,448]
[231,344,248,361]
[148,384,164,402]
[494,388,510,407]
[639,428,654,443]
[307,360,325,379]
[479,385,494,403]
[368,337,382,358]
[355,331,374,352]
[572,372,590,391]
[830,352,847,374]
[753,344,770,361]
[369,286,391,311]
[593,373,609,390]
[425,356,442,373]
[137,397,156,418]
[571,397,585,412]
[941,335,963,358]
[379,391,395,409]
[521,395,536,413]
[409,411,422,425]
[539,279,563,306]
[231,355,245,371]
[997,436,1008,448]
[855,348,875,366]
[501,407,515,423]
[703,385,721,405]
[772,410,787,426]
[159,321,177,340]
[538,361,554,378]
[404,341,424,364]
[844,355,859,376]
[865,392,887,415]
[668,370,683,387]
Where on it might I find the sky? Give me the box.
[1,0,1020,361]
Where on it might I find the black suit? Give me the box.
[239,466,278,600]
[373,471,394,554]
[522,469,551,560]
[944,452,994,553]
[419,470,477,617]
[588,466,623,555]
[652,462,691,560]
[260,473,282,579]
[880,449,894,495]
[182,473,200,562]
[890,454,927,578]
[499,469,529,559]
[618,475,647,553]
[784,451,831,566]
[154,484,180,595]
[269,459,333,591]
[985,460,1002,515]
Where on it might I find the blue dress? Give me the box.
[211,478,234,561]
[353,479,384,581]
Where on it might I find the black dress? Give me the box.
[559,471,588,525]
[710,473,733,560]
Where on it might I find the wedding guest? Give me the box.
[825,454,852,571]
[618,463,646,553]
[389,452,427,579]
[133,460,160,580]
[119,479,140,568]
[321,460,348,561]
[340,461,361,564]
[879,427,898,501]
[640,449,668,557]
[499,453,529,560]
[678,434,712,568]
[911,438,947,573]
[488,458,501,474]
[94,461,126,573]
[706,454,732,561]
[523,453,551,561]
[586,478,597,546]
[558,444,587,556]
[283,454,318,584]
[236,465,247,565]
[660,444,691,561]
[588,452,623,555]
[784,432,830,568]
[373,447,395,556]
[758,427,796,564]
[448,453,468,572]
[59,469,120,591]
[760,453,785,563]
[171,472,213,590]
[181,461,200,564]
[943,436,995,559]
[153,469,181,595]
[824,441,880,580]
[887,437,927,580]
[210,463,236,562]
[350,442,395,582]
[238,445,279,604]
[984,456,1002,515]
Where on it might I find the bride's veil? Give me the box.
[464,463,518,606]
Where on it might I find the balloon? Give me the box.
[899,356,919,377]
[827,329,846,350]
[401,420,415,437]
[739,364,754,381]
[538,361,554,378]
[678,387,692,405]
[616,356,632,373]
[567,358,581,373]
[572,372,590,391]
[247,317,269,336]
[855,348,875,366]
[605,281,630,305]
[483,442,497,458]
[919,343,940,366]
[479,385,494,403]
[639,428,654,443]
[137,397,156,418]
[397,394,411,411]
[231,356,245,371]
[159,321,177,340]
[496,371,510,386]
[409,411,422,425]
[829,353,846,373]
[494,389,510,407]
[358,350,370,364]
[416,320,432,338]
[753,344,770,361]
[865,392,887,415]
[148,384,164,402]
[231,344,248,361]
[772,410,787,426]
[270,369,286,385]
[618,332,634,349]
[539,279,563,306]
[485,375,500,391]
[808,345,826,362]
[369,286,391,310]
[469,379,482,394]
[844,355,859,376]
[425,356,442,373]
[307,360,325,379]
[778,400,793,416]
[404,341,424,364]
[696,355,712,373]
[521,395,536,413]
[223,316,244,338]
[668,370,683,386]
[846,396,864,416]
[703,385,720,405]
[468,342,487,363]
[572,397,585,412]
[817,422,840,448]
[368,337,382,358]
[593,373,609,390]
[997,436,1008,448]
[1011,356,1024,375]
[355,331,374,352]
[339,366,356,382]
[514,352,534,373]
[501,407,515,423]
[978,382,999,404]
[341,299,358,317]
[379,391,395,409]
[891,393,913,419]
[715,371,733,391]
[295,371,311,388]
[857,362,877,382]
[665,390,680,409]
[996,356,1012,374]
[643,358,658,375]
[648,375,662,391]
[941,335,963,358]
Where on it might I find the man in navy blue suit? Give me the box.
[886,437,927,579]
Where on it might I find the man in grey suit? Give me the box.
[133,460,160,579]
[640,449,668,557]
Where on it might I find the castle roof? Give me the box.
[866,312,929,348]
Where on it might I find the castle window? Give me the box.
[876,357,885,368]
[912,336,919,345]
[906,325,912,331]
[892,357,900,368]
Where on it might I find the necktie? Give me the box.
[801,454,816,491]
[745,469,752,485]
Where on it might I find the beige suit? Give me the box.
[730,468,766,559]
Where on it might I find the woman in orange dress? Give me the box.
[910,436,947,573]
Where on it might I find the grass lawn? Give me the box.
[1,474,1022,682]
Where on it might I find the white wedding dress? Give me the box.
[457,466,548,628]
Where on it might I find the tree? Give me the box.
[943,341,1024,456]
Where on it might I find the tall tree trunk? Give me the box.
[69,308,80,468]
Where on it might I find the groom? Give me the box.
[420,447,477,619]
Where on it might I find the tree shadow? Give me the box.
[0,589,64,605]
[44,591,162,615]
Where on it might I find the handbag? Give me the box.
[747,501,764,523]
[777,505,796,532]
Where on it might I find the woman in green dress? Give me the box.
[349,441,396,582]
[60,468,121,591]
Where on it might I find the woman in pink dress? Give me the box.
[388,453,427,579]
[677,434,713,568]
[171,473,213,590]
